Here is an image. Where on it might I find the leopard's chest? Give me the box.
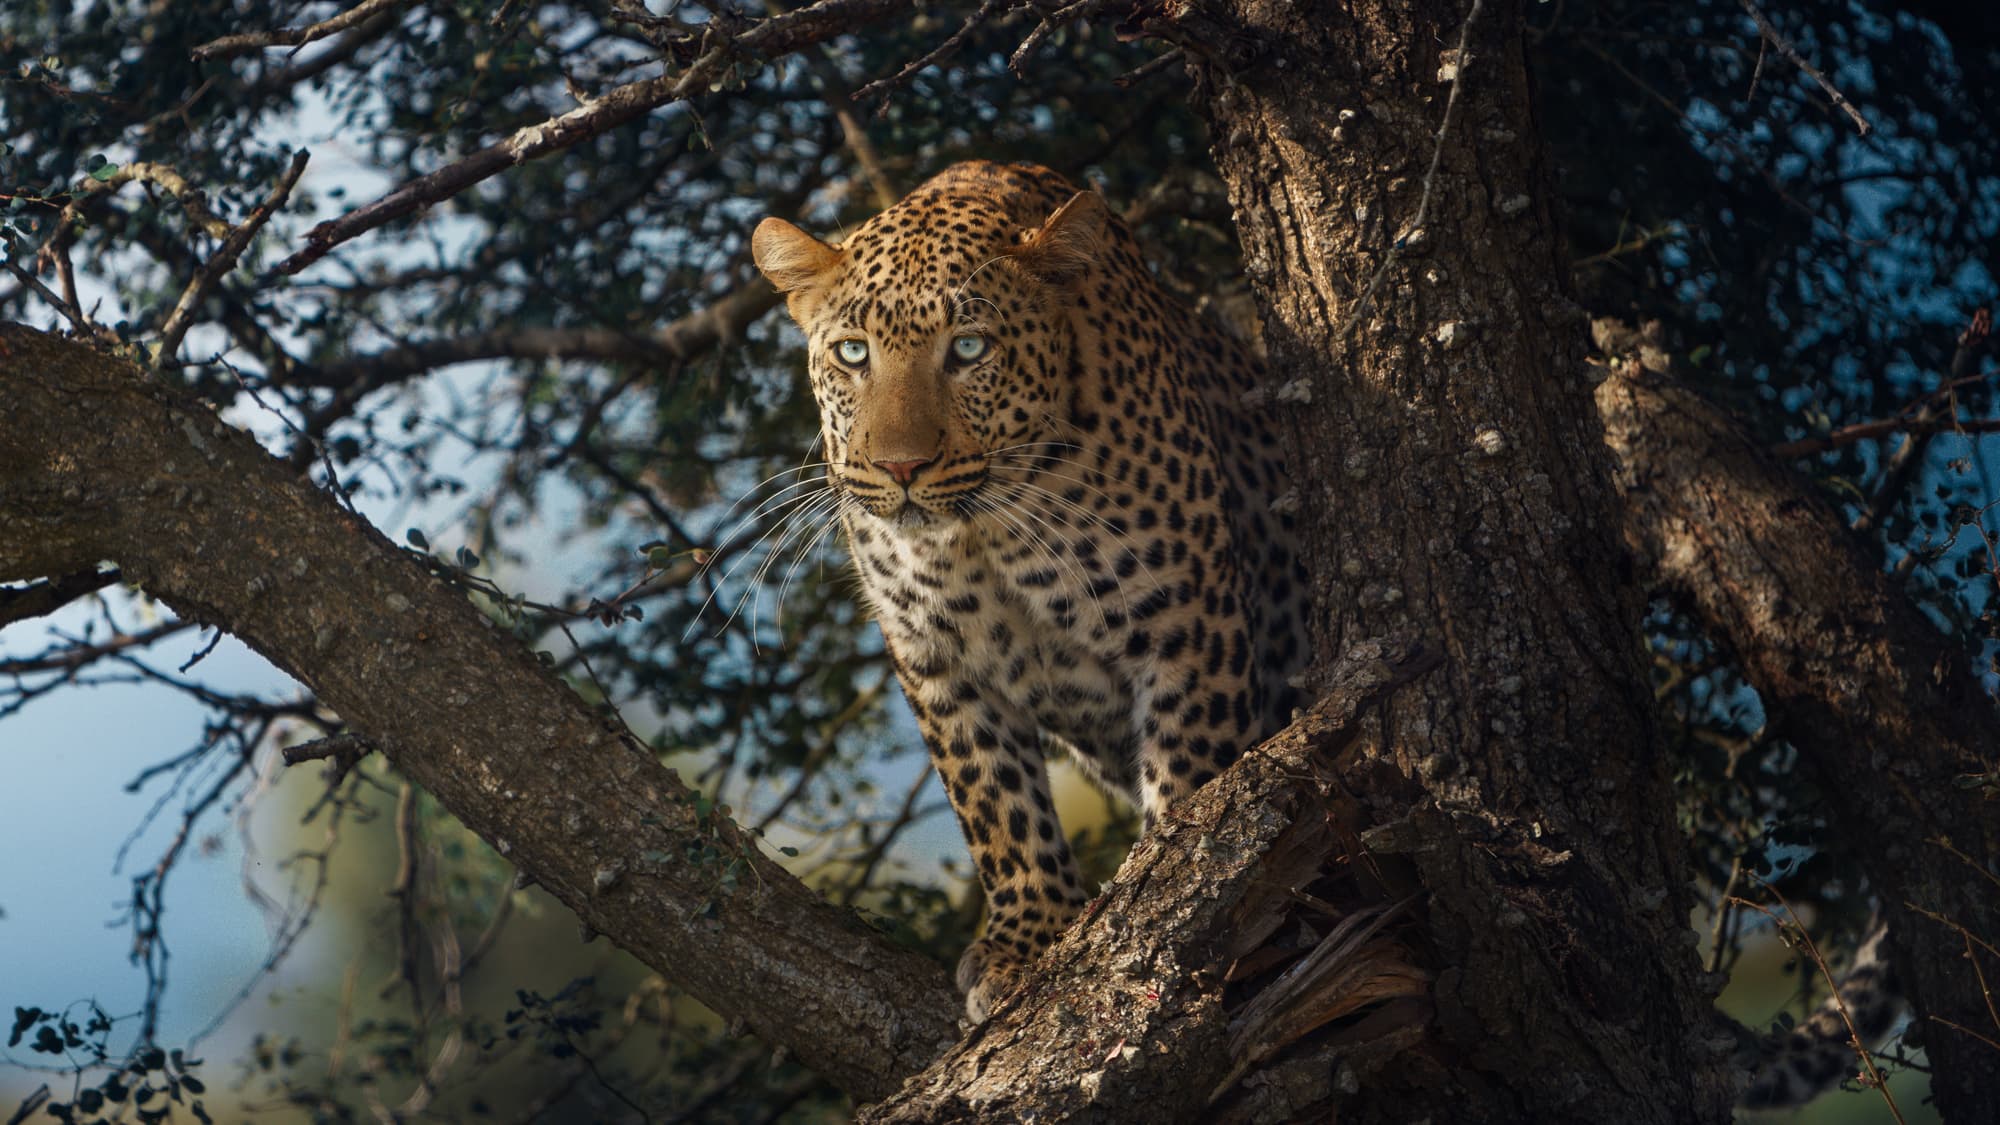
[846,513,1134,749]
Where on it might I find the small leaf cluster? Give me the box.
[8,1005,209,1124]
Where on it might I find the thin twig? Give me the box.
[281,733,375,767]
[192,0,409,60]
[0,259,91,333]
[1009,0,1100,75]
[797,50,899,207]
[1706,856,1745,975]
[1739,0,1870,134]
[1850,308,1993,532]
[1114,47,1184,88]
[154,148,310,371]
[1731,886,1908,1124]
[1771,417,2000,459]
[1931,1015,2000,1054]
[853,0,1001,106]
[65,161,234,239]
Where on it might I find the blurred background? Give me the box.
[2,1,1995,1120]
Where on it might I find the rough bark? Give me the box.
[859,643,1440,1124]
[0,323,957,1103]
[1596,348,2000,1121]
[1168,0,1734,1118]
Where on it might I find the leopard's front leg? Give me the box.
[1131,602,1265,827]
[897,658,1087,1022]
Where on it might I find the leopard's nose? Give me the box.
[872,455,934,485]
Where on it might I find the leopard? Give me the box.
[751,161,1309,1021]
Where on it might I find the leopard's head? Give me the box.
[752,169,1106,532]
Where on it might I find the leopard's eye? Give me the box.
[950,334,988,363]
[834,339,869,366]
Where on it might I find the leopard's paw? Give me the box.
[956,937,1030,1023]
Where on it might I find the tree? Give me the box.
[1,0,1994,1122]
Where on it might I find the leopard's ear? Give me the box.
[752,218,841,295]
[1010,190,1109,287]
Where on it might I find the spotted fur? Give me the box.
[752,162,1308,1020]
[1741,924,1906,1109]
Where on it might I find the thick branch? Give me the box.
[1770,415,2000,458]
[0,323,955,1102]
[0,569,119,628]
[272,0,914,276]
[1595,357,2000,1119]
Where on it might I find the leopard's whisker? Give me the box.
[683,482,837,642]
[735,489,846,649]
[772,493,853,640]
[696,465,835,563]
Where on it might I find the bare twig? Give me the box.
[853,0,1002,106]
[0,259,91,333]
[1731,887,1907,1124]
[1114,47,1185,88]
[1009,0,1102,75]
[1739,0,1870,135]
[295,280,780,391]
[192,0,409,60]
[1771,416,2000,458]
[790,46,900,208]
[271,0,916,277]
[282,733,375,768]
[1850,307,1993,532]
[243,10,403,98]
[154,149,311,370]
[67,161,233,239]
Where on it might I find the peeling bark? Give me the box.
[1596,351,2000,1121]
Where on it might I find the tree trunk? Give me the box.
[1166,0,1735,1118]
[1596,344,2000,1121]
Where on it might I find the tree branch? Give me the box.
[0,568,119,628]
[271,0,915,277]
[292,279,780,393]
[192,0,408,60]
[0,323,956,1102]
[155,149,310,368]
[1595,351,2000,1120]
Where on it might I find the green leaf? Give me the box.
[89,162,119,182]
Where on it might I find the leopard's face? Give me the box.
[753,182,1099,533]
